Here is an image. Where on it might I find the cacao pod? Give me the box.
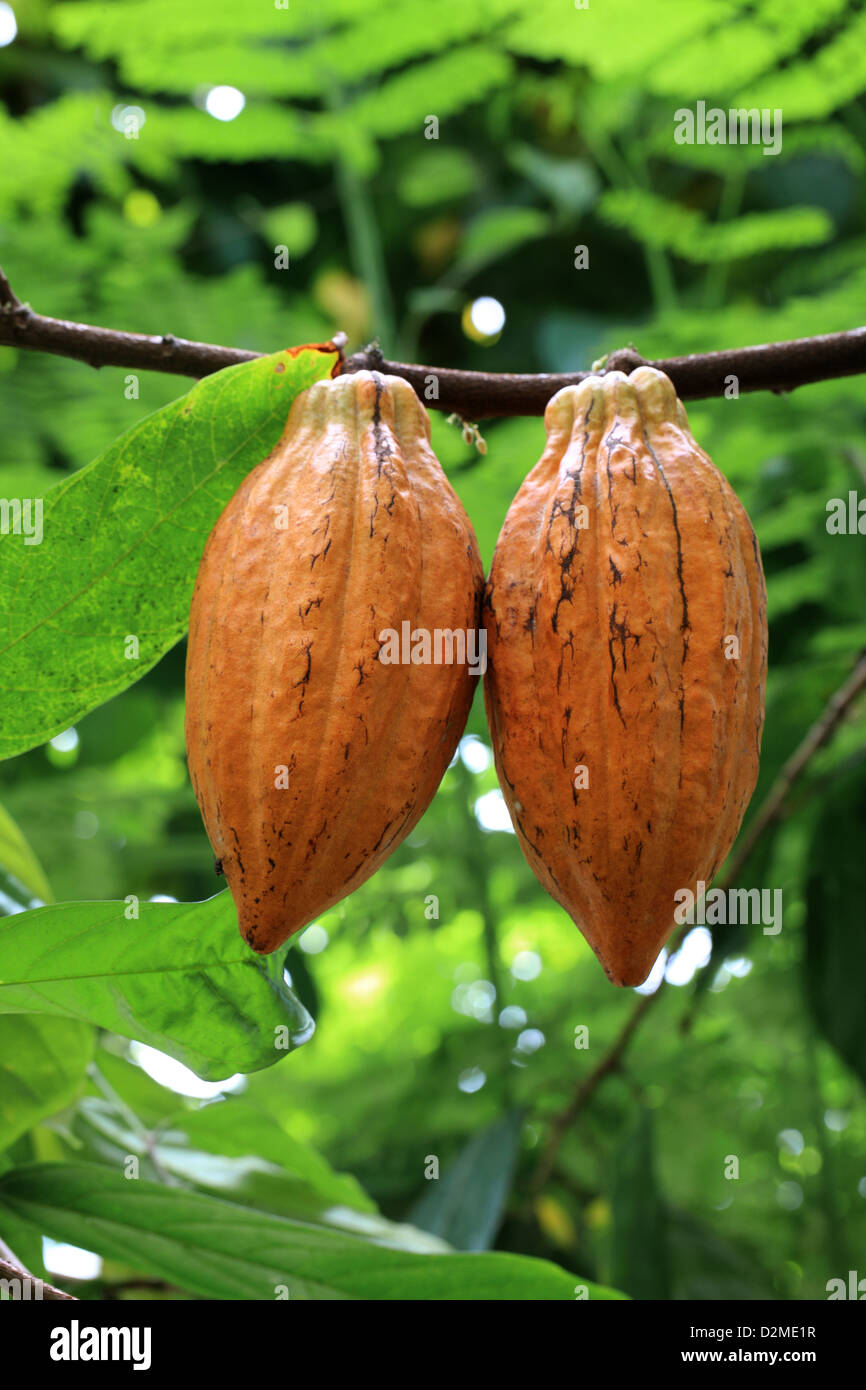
[483,367,767,987]
[185,371,484,954]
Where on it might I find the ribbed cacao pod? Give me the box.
[483,367,767,987]
[186,371,484,954]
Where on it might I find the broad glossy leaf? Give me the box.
[0,346,339,759]
[0,1162,626,1300]
[0,894,313,1080]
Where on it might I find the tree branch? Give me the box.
[0,1253,77,1301]
[345,332,866,415]
[530,648,866,1194]
[1,265,863,415]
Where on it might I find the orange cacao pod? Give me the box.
[186,371,483,954]
[483,367,767,987]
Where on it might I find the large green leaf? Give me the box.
[0,895,313,1080]
[0,346,338,760]
[0,1017,94,1153]
[0,1162,626,1300]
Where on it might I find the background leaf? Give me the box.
[610,1109,671,1300]
[407,1109,524,1251]
[0,1017,94,1153]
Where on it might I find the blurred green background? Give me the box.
[1,0,865,1301]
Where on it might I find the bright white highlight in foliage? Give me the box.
[510,949,542,981]
[43,1240,101,1281]
[474,788,514,833]
[824,1110,849,1132]
[452,979,496,1021]
[205,86,245,121]
[459,735,492,774]
[776,1181,803,1211]
[634,949,667,995]
[110,103,146,133]
[470,296,505,336]
[50,728,79,753]
[458,1066,486,1093]
[0,5,18,46]
[777,1128,805,1156]
[664,927,712,986]
[299,923,329,954]
[499,1005,527,1029]
[130,1042,245,1099]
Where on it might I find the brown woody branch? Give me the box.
[530,649,866,1195]
[1,265,864,416]
[0,1253,77,1301]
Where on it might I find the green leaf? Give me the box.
[805,764,866,1084]
[0,1161,625,1300]
[0,801,52,905]
[611,1109,671,1300]
[0,895,313,1081]
[507,0,720,78]
[599,189,832,263]
[259,203,318,259]
[348,45,513,137]
[407,1109,524,1250]
[397,148,479,208]
[507,146,600,215]
[168,1096,374,1214]
[738,8,866,121]
[70,1098,386,1226]
[89,1049,185,1130]
[0,346,338,761]
[0,1017,95,1153]
[459,206,549,270]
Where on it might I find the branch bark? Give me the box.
[0,1253,77,1301]
[344,332,866,416]
[1,265,864,415]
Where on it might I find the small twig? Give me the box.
[88,1062,177,1187]
[530,649,866,1192]
[0,1254,77,1301]
[529,994,656,1196]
